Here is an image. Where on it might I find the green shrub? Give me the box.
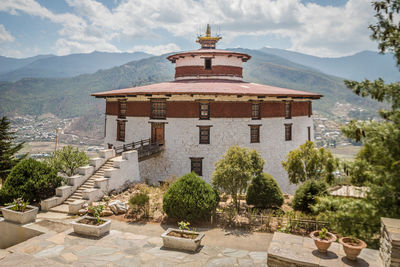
[292,179,328,213]
[312,196,380,248]
[0,158,64,204]
[129,193,150,212]
[246,173,284,209]
[163,172,218,222]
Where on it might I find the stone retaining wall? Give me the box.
[380,217,400,267]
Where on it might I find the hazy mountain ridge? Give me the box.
[0,51,152,81]
[260,47,400,82]
[0,49,383,124]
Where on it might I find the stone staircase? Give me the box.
[64,159,114,205]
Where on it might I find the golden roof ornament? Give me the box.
[196,24,221,49]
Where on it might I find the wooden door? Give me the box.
[151,123,165,145]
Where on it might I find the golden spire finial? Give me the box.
[206,24,211,37]
[196,24,222,49]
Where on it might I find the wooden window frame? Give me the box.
[285,123,292,141]
[204,58,212,70]
[250,125,260,143]
[118,99,127,119]
[198,126,210,144]
[150,99,166,119]
[199,102,210,120]
[284,101,292,119]
[308,126,311,141]
[308,101,312,117]
[117,119,126,142]
[251,102,261,120]
[190,157,203,176]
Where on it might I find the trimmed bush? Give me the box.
[246,173,284,209]
[292,179,328,213]
[0,158,64,204]
[163,172,219,222]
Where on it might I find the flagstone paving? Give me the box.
[0,228,269,266]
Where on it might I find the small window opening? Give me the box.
[205,58,212,70]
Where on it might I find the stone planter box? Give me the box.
[0,205,38,224]
[71,216,111,237]
[161,228,204,252]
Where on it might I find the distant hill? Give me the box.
[0,54,54,74]
[0,51,152,81]
[260,48,400,82]
[0,49,383,124]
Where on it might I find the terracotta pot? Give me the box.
[339,237,367,260]
[310,230,337,252]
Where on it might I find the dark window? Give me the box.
[190,157,203,176]
[308,126,311,141]
[151,99,166,119]
[250,125,260,143]
[199,102,210,119]
[285,101,292,119]
[199,126,210,144]
[285,123,292,141]
[205,58,212,70]
[118,99,127,119]
[308,101,312,117]
[251,103,261,119]
[117,120,126,141]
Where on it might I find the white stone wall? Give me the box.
[105,115,313,193]
[175,55,242,67]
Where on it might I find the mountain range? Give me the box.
[0,51,151,82]
[0,47,390,118]
[260,48,399,82]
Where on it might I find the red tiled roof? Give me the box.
[91,79,322,99]
[167,49,251,61]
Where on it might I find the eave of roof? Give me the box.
[167,49,251,61]
[91,79,323,99]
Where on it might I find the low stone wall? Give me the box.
[380,217,400,267]
[40,149,115,211]
[267,232,381,267]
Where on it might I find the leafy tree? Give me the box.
[312,197,380,247]
[163,172,218,222]
[341,0,400,220]
[212,146,264,211]
[246,173,284,209]
[281,141,338,185]
[292,179,328,213]
[0,116,26,184]
[46,145,89,176]
[0,158,64,204]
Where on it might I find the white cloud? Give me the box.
[0,0,379,57]
[0,24,14,43]
[128,43,181,55]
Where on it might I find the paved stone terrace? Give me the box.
[268,232,382,267]
[0,227,268,266]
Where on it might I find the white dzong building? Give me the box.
[92,25,322,193]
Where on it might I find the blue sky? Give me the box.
[0,0,378,58]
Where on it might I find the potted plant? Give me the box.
[310,228,337,253]
[339,236,367,260]
[71,205,111,237]
[161,221,205,252]
[1,198,38,224]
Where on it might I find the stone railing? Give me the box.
[380,217,400,267]
[68,150,140,214]
[40,149,115,211]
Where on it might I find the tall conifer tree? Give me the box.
[0,117,26,184]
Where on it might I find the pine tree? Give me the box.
[342,0,400,218]
[0,117,26,184]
